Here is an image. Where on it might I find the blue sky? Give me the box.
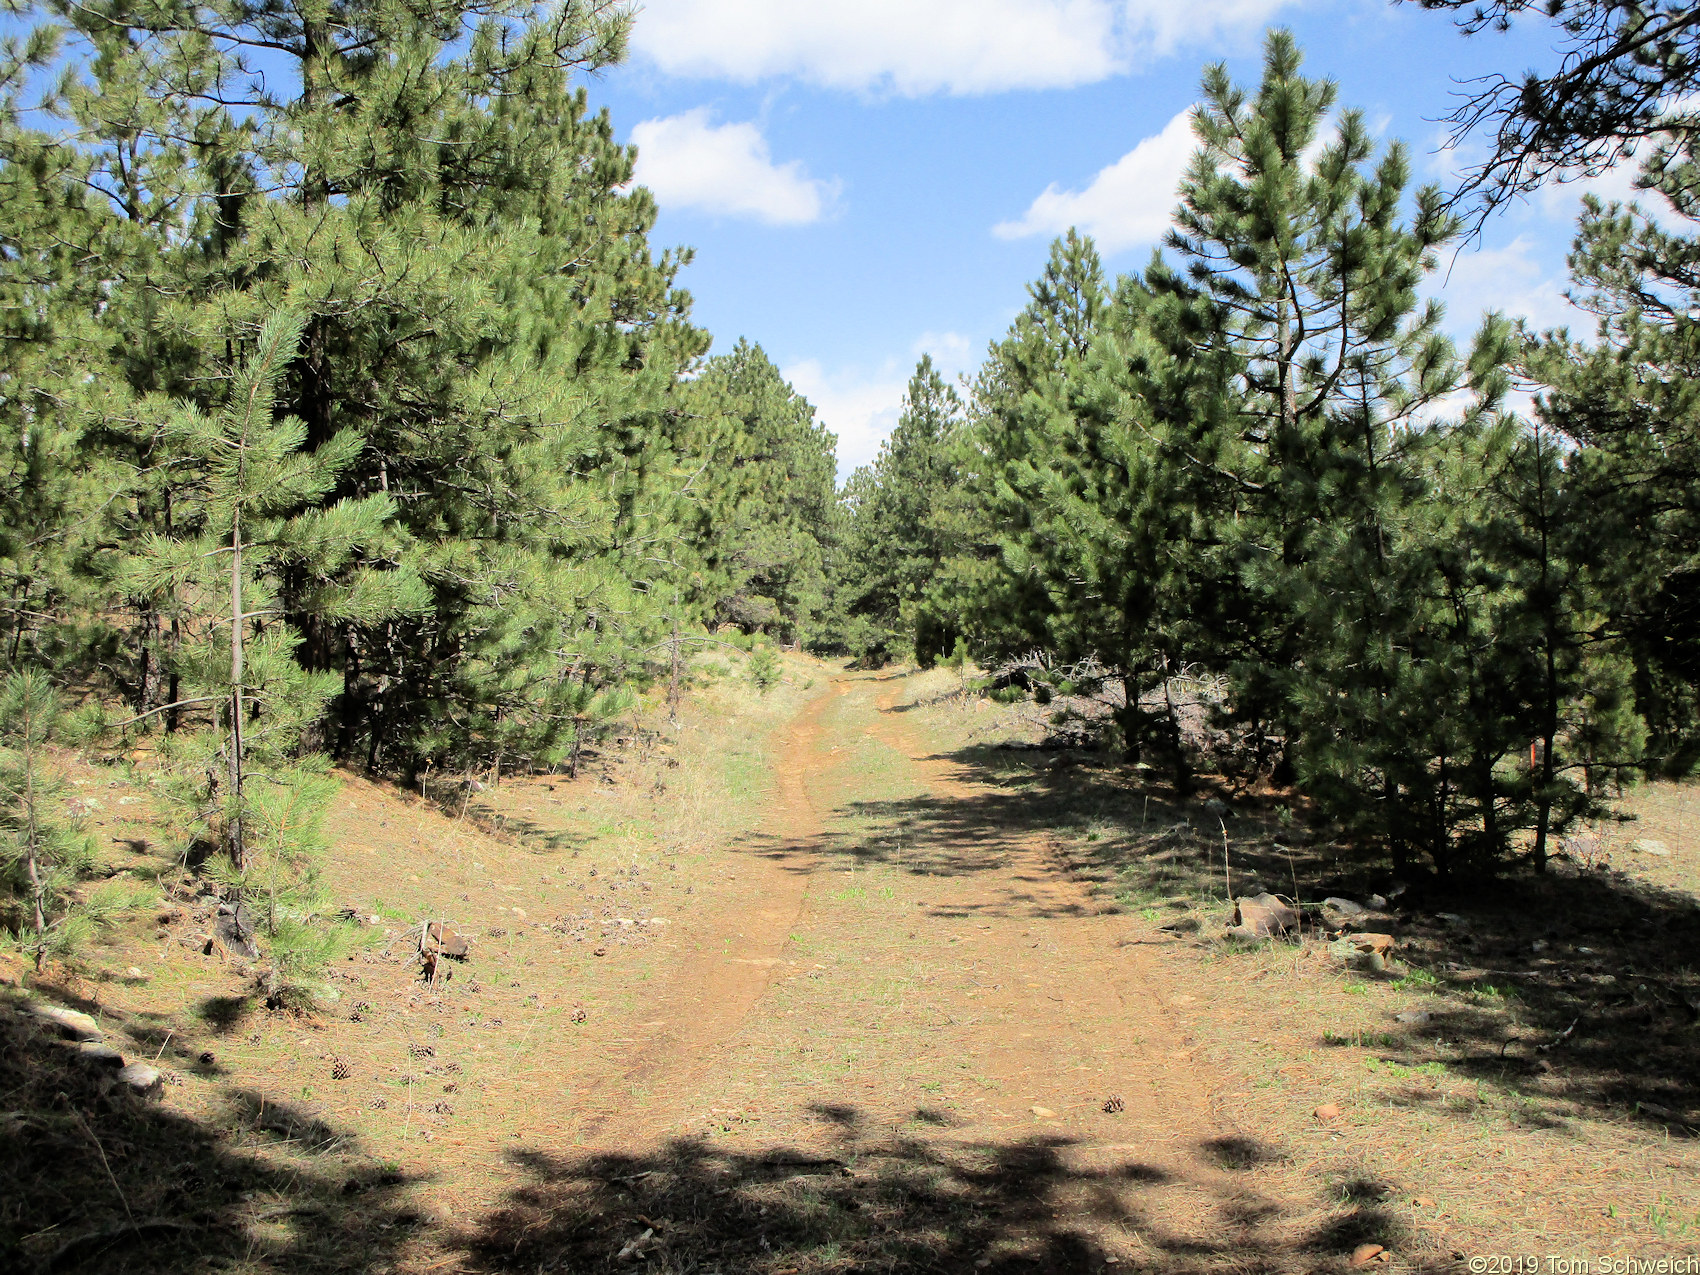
[590,1,1647,478]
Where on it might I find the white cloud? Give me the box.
[1429,235,1577,338]
[782,359,908,481]
[630,109,839,224]
[1536,152,1683,227]
[911,330,977,374]
[629,1,1300,97]
[1121,0,1303,58]
[785,334,983,482]
[993,106,1196,253]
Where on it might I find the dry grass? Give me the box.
[4,653,822,1272]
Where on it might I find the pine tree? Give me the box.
[1477,419,1647,868]
[112,308,419,998]
[965,231,1110,666]
[0,670,151,969]
[1139,34,1486,839]
[837,355,966,665]
[0,19,134,676]
[962,232,1206,767]
[119,308,422,862]
[1526,142,1700,774]
[1412,0,1700,220]
[6,0,708,782]
[678,340,840,645]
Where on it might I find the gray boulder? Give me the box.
[29,1003,103,1041]
[1322,896,1368,917]
[76,1041,126,1068]
[116,1062,162,1096]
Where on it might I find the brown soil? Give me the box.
[8,656,1699,1274]
[443,668,1328,1272]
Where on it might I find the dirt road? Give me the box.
[496,667,1311,1270]
[34,655,1700,1274]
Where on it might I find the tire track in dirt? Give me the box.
[574,678,844,1141]
[865,677,1219,1125]
[575,669,1305,1255]
[855,675,1297,1241]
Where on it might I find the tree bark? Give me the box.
[21,694,47,968]
[1531,429,1559,874]
[228,510,245,871]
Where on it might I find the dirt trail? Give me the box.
[573,679,843,1139]
[847,676,1277,1231]
[564,668,1295,1259]
[47,655,1698,1274]
[865,675,1215,1123]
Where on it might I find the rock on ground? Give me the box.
[28,1003,103,1041]
[116,1062,162,1096]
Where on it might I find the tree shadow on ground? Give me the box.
[750,732,1700,1145]
[743,743,1224,911]
[0,999,424,1274]
[1342,864,1700,1139]
[444,1113,1408,1274]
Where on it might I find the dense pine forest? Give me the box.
[3,0,1698,1010]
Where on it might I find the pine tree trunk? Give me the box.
[338,627,360,761]
[163,486,181,731]
[568,718,585,780]
[21,703,47,968]
[228,511,246,871]
[1384,772,1409,877]
[1431,756,1452,875]
[136,607,151,716]
[166,616,182,733]
[667,607,681,724]
[7,583,25,665]
[297,16,334,450]
[1161,669,1193,793]
[1531,432,1559,874]
[1532,624,1559,873]
[1117,672,1144,763]
[1276,299,1297,441]
[1477,752,1500,866]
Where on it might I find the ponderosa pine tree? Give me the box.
[1405,0,1700,779]
[1410,0,1700,221]
[946,32,1634,869]
[1137,35,1465,832]
[961,231,1208,769]
[837,355,966,665]
[963,231,1109,664]
[5,0,709,783]
[678,340,840,645]
[0,20,147,678]
[1526,141,1700,775]
[112,308,415,995]
[1140,31,1656,869]
[0,669,153,968]
[117,308,423,865]
[1471,417,1645,869]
